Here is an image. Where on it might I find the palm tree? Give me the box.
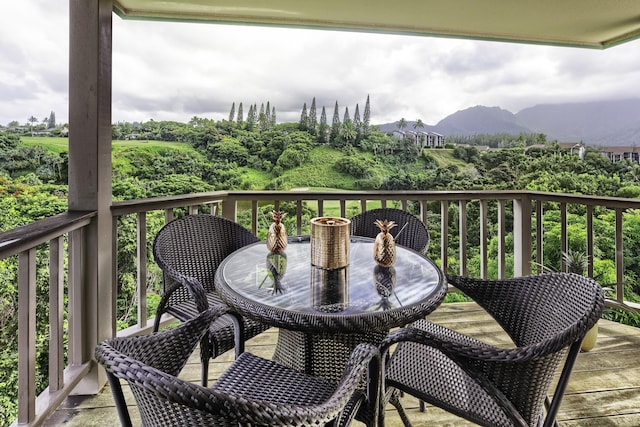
[340,121,357,145]
[413,119,424,148]
[396,118,407,131]
[28,116,38,135]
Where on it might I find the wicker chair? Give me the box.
[380,273,604,427]
[350,208,429,254]
[152,214,269,385]
[96,308,381,427]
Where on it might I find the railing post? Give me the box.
[513,194,533,276]
[535,200,543,274]
[479,200,488,279]
[458,200,467,276]
[221,196,238,222]
[615,208,624,303]
[137,212,147,328]
[498,200,506,279]
[18,249,37,424]
[50,237,65,392]
[560,202,568,271]
[586,205,594,278]
[440,201,449,274]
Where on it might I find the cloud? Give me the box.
[3,1,640,128]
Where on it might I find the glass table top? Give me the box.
[218,235,443,317]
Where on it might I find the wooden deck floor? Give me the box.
[45,302,640,426]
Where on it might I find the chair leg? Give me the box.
[388,389,413,427]
[200,337,211,386]
[201,360,209,386]
[543,341,582,427]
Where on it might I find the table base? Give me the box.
[272,328,387,384]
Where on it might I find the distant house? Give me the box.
[601,146,640,163]
[557,142,586,159]
[391,130,406,140]
[391,130,418,143]
[422,131,445,148]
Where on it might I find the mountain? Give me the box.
[377,99,640,146]
[436,106,531,136]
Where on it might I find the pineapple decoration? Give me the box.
[373,219,397,267]
[374,265,396,310]
[266,210,288,254]
[264,252,287,294]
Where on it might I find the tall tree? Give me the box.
[414,119,425,147]
[362,95,371,137]
[308,97,317,135]
[28,115,38,134]
[271,107,277,127]
[299,102,308,131]
[237,103,244,126]
[319,106,329,144]
[353,104,362,144]
[228,102,236,123]
[397,118,407,131]
[247,104,257,130]
[47,111,56,129]
[259,103,268,131]
[330,101,341,143]
[265,101,271,123]
[343,106,351,124]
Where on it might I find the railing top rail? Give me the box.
[0,210,96,260]
[223,189,531,201]
[111,191,229,216]
[108,189,640,217]
[527,190,640,209]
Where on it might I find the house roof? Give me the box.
[113,0,640,49]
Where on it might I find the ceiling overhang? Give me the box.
[113,0,640,49]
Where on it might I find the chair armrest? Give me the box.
[98,307,229,364]
[335,343,381,423]
[381,319,551,363]
[164,273,210,313]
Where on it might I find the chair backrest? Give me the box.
[447,272,604,426]
[350,208,429,254]
[153,214,259,293]
[96,308,218,427]
[448,273,604,348]
[96,308,379,426]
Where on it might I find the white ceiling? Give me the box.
[113,0,640,49]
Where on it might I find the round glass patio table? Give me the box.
[215,235,446,382]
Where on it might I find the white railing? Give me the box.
[2,189,639,425]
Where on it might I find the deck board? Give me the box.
[44,302,640,426]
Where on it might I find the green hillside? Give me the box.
[22,136,192,154]
[19,137,469,192]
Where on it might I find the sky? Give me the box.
[2,0,640,128]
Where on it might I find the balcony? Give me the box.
[5,2,640,425]
[2,189,640,426]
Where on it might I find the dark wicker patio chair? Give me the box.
[152,214,269,385]
[380,272,604,427]
[350,208,429,254]
[96,308,381,427]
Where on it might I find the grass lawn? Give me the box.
[426,148,475,171]
[21,137,70,154]
[21,137,194,154]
